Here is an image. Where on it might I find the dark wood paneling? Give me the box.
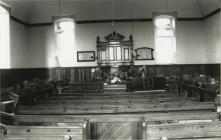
[1,64,220,87]
[49,67,96,82]
[0,68,49,87]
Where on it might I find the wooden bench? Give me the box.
[145,122,221,140]
[15,101,215,115]
[181,83,220,102]
[0,124,6,140]
[62,82,104,93]
[127,78,148,91]
[14,91,215,115]
[19,91,184,105]
[1,92,18,113]
[2,121,89,140]
[14,87,54,106]
[5,112,221,140]
[127,77,166,91]
[9,112,220,125]
[2,111,220,140]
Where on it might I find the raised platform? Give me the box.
[103,84,127,91]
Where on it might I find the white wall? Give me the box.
[10,20,29,68]
[27,26,55,68]
[204,13,221,63]
[176,21,207,64]
[10,13,220,68]
[26,22,156,67]
[26,20,209,68]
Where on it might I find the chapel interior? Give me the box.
[0,0,221,140]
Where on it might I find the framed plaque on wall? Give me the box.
[135,47,154,60]
[77,51,95,62]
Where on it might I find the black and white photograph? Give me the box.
[0,0,221,140]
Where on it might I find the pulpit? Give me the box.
[96,31,134,90]
[96,31,133,66]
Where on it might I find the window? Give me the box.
[154,15,176,64]
[0,5,10,68]
[54,18,75,67]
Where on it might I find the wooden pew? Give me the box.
[0,124,6,140]
[16,101,215,115]
[145,122,221,140]
[5,112,219,140]
[181,83,220,102]
[3,111,220,140]
[15,91,215,115]
[17,87,54,105]
[36,95,196,109]
[8,112,221,140]
[127,77,166,91]
[47,92,187,101]
[51,92,179,97]
[36,97,195,106]
[63,82,104,93]
[4,126,84,140]
[0,92,18,113]
[37,92,194,105]
[2,121,90,140]
[10,112,220,125]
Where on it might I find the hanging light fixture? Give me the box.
[111,0,115,35]
[55,0,63,33]
[57,0,61,28]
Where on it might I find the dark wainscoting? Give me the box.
[48,67,97,82]
[133,64,220,79]
[0,68,49,87]
[0,64,220,87]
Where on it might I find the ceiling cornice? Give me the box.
[11,8,221,27]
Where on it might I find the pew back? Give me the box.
[3,123,89,140]
[12,112,220,125]
[145,122,221,140]
[64,82,104,93]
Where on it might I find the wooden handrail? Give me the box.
[0,111,14,117]
[0,123,7,134]
[183,84,220,93]
[1,100,15,105]
[8,92,18,98]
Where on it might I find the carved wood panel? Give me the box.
[97,123,131,140]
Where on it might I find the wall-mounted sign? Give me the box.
[77,51,95,62]
[135,47,154,60]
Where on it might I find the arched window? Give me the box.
[0,4,10,68]
[154,15,176,64]
[54,17,76,67]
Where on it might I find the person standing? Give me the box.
[140,66,147,90]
